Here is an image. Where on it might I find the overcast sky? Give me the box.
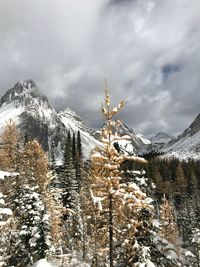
[0,0,200,136]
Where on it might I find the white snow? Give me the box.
[137,134,151,145]
[0,207,12,215]
[32,259,53,267]
[117,139,135,155]
[0,170,18,180]
[89,188,104,211]
[0,102,23,133]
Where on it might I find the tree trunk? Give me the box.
[109,193,113,267]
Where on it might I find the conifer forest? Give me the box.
[1,86,200,267]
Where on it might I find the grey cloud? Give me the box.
[0,0,200,137]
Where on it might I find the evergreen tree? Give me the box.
[61,131,78,210]
[76,131,83,192]
[0,186,14,266]
[72,132,76,165]
[45,172,64,255]
[61,132,82,254]
[191,228,200,266]
[49,140,57,170]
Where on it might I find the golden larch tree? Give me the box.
[86,82,150,267]
[0,120,21,172]
[160,194,178,244]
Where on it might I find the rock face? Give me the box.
[161,114,200,160]
[0,80,99,158]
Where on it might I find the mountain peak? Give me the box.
[151,132,175,144]
[0,80,50,108]
[15,79,37,90]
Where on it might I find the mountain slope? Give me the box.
[0,80,98,158]
[162,113,200,159]
[59,108,100,158]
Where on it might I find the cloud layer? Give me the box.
[0,0,200,136]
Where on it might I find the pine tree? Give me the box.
[72,132,76,165]
[76,131,83,192]
[191,228,200,267]
[45,172,64,255]
[61,132,82,254]
[49,140,57,170]
[0,187,14,266]
[85,83,162,267]
[61,131,78,211]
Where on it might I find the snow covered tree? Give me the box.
[49,140,57,170]
[85,83,165,267]
[0,188,14,267]
[45,173,64,255]
[8,140,52,266]
[191,228,200,266]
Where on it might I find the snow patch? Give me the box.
[32,259,53,267]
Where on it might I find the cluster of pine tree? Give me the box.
[0,85,198,266]
[131,154,200,264]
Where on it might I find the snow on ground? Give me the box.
[31,256,91,267]
[0,170,18,180]
[32,259,53,267]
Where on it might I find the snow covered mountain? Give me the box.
[0,80,98,158]
[162,113,200,160]
[138,132,174,156]
[58,108,100,158]
[151,132,175,144]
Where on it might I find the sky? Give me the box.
[0,0,200,136]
